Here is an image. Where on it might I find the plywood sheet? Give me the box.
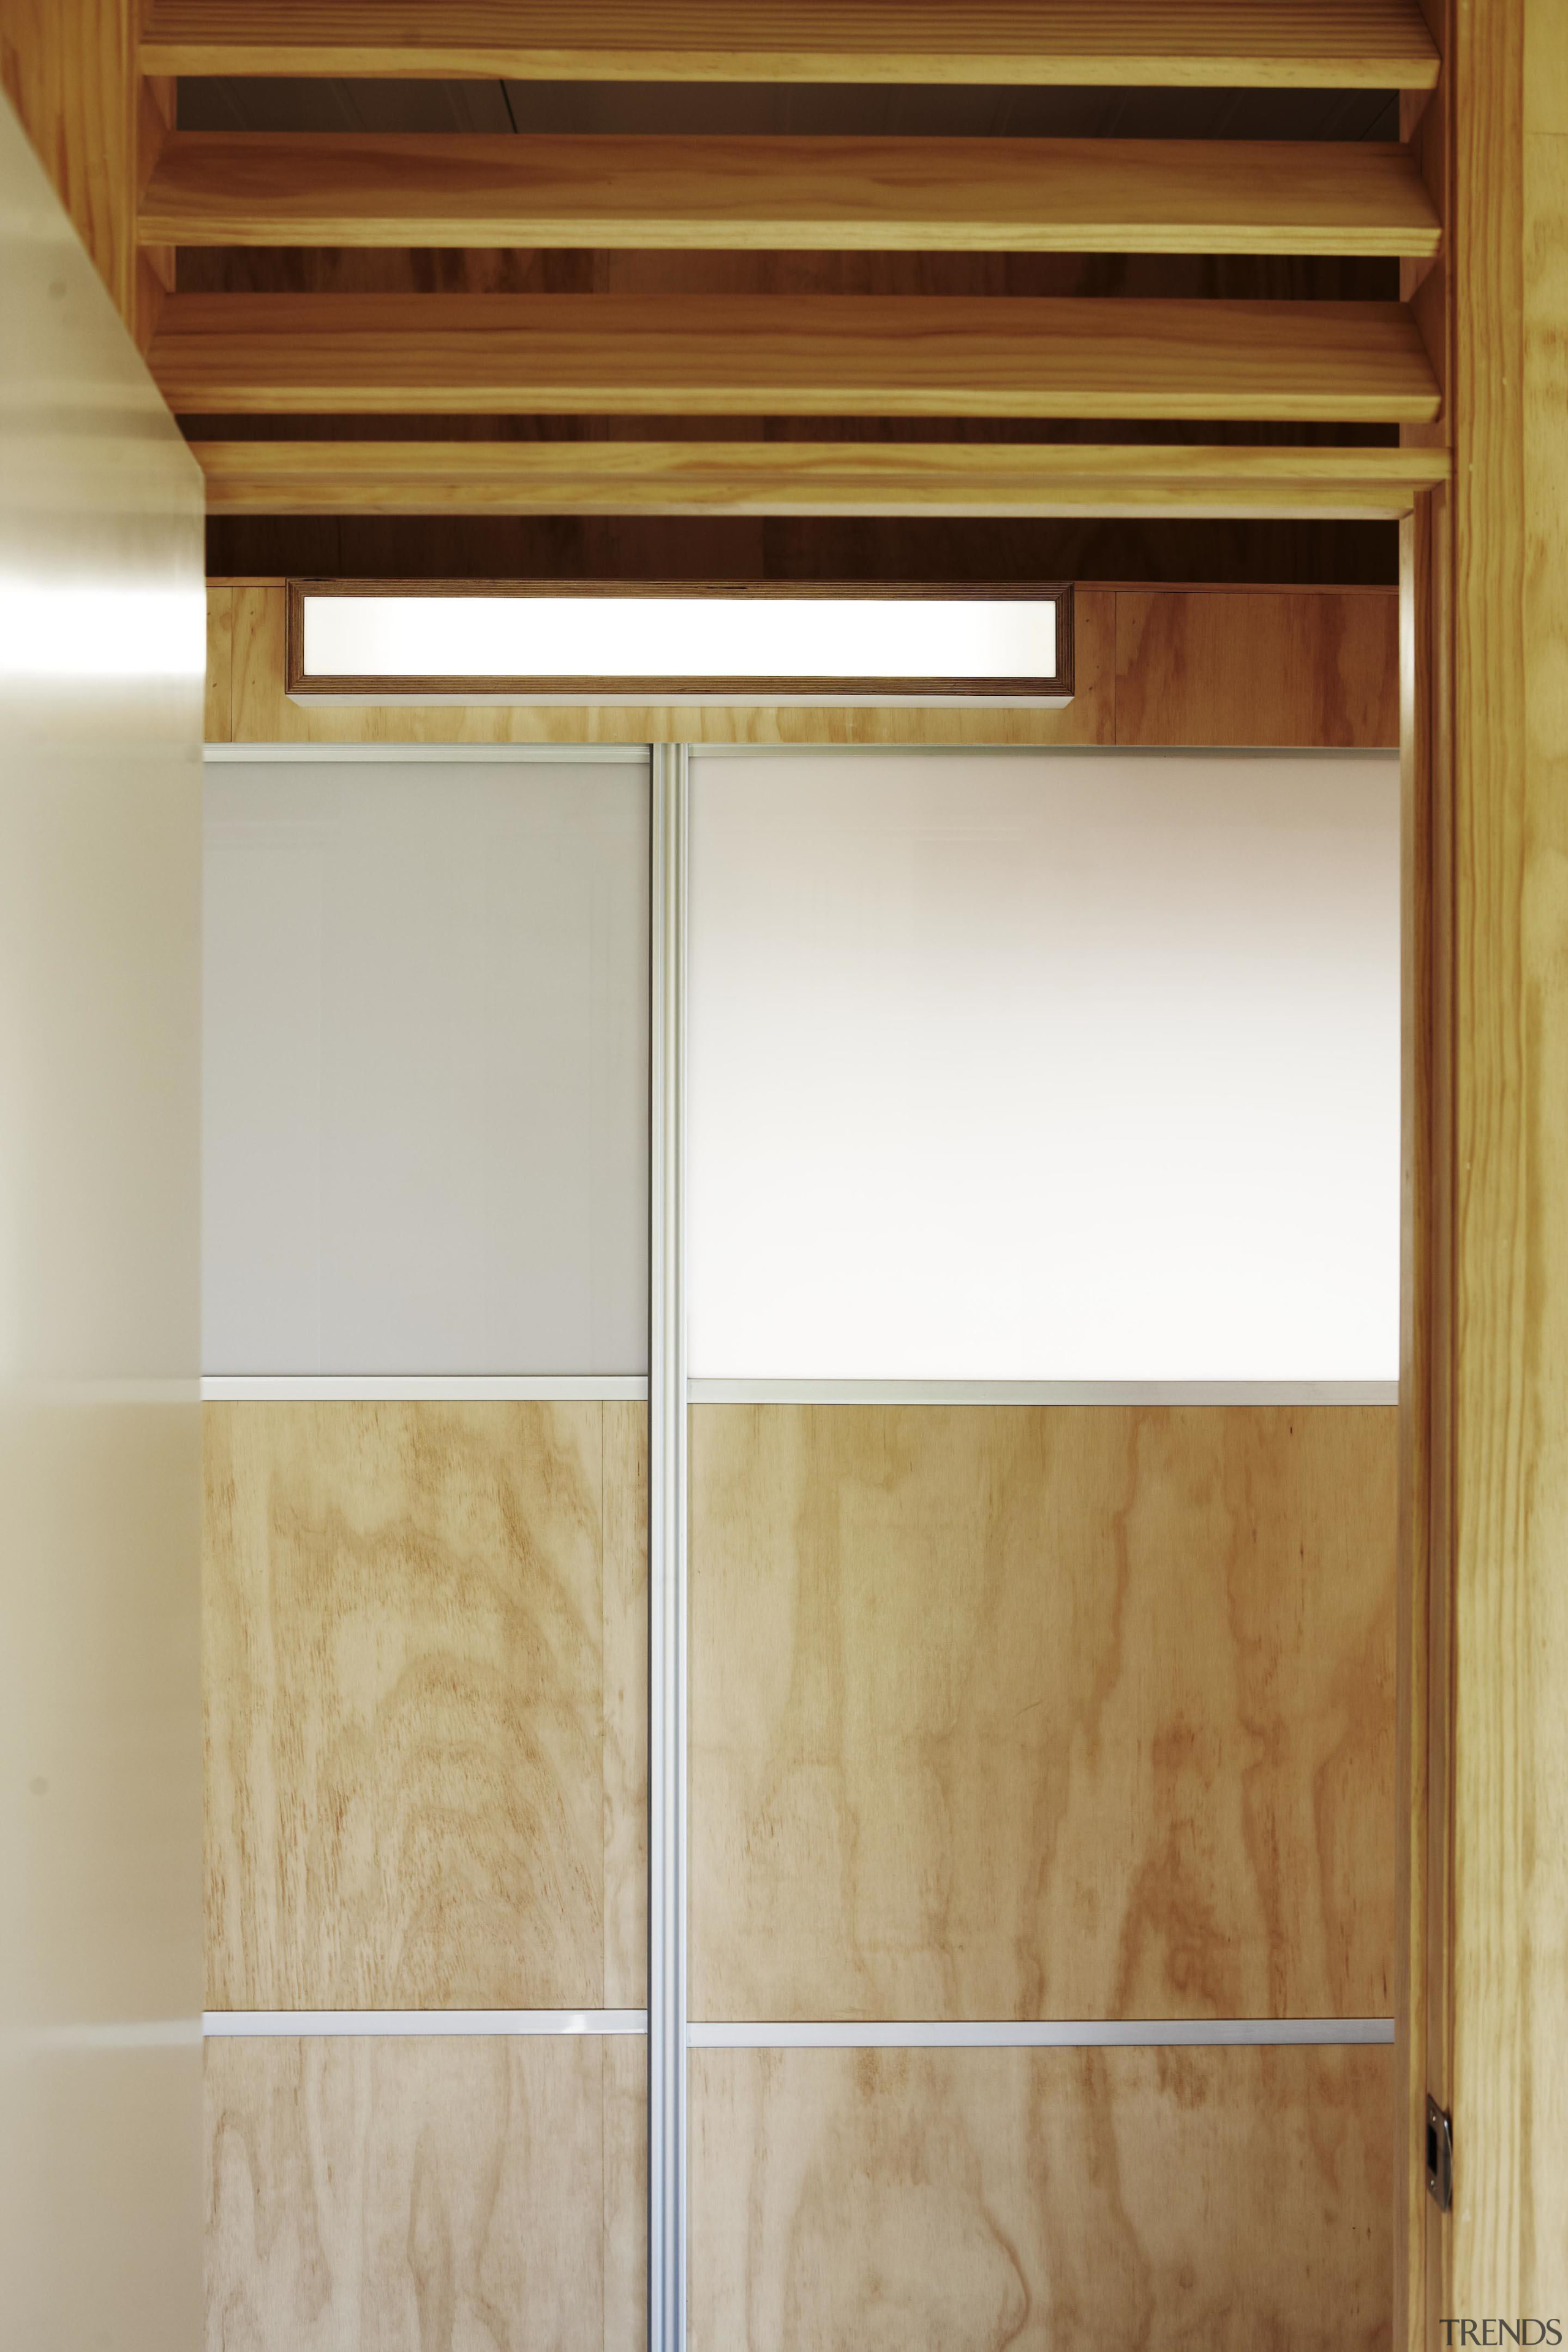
[690,1404,1396,2022]
[204,1401,646,2011]
[205,582,233,742]
[222,580,1117,749]
[1115,587,1400,745]
[690,2043,1393,2352]
[602,1403,649,2011]
[217,580,1408,753]
[206,2033,646,2351]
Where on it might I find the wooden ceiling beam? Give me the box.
[193,438,1453,520]
[141,132,1442,258]
[140,1,1441,91]
[149,293,1442,423]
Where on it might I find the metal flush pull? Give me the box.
[1426,2094,1454,2212]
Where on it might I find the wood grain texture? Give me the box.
[689,1405,1397,2024]
[603,2035,647,2352]
[0,0,137,322]
[224,579,1118,748]
[1397,486,1450,2352]
[203,1402,647,2012]
[142,131,1441,257]
[206,2033,646,2351]
[205,581,233,742]
[194,440,1451,523]
[601,1404,647,2013]
[1115,587,1400,747]
[1442,0,1568,2316]
[1526,0,1568,134]
[690,2044,1395,2352]
[140,0,1441,90]
[149,293,1442,423]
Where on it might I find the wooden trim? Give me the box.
[194,439,1452,522]
[1397,484,1454,2352]
[1399,14,1452,2344]
[1440,0,1568,2330]
[140,0,1441,90]
[149,293,1443,424]
[284,576,1077,707]
[1401,0,1568,2332]
[141,130,1442,258]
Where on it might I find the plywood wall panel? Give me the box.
[1115,586,1400,745]
[221,579,1117,747]
[204,583,233,742]
[203,1401,647,2012]
[214,579,1401,751]
[206,2032,644,2351]
[690,1404,1396,2024]
[689,2042,1393,2352]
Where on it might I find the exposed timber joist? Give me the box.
[140,0,1441,90]
[150,294,1442,424]
[140,132,1442,258]
[192,439,1453,520]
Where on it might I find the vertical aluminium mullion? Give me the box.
[649,744,689,2352]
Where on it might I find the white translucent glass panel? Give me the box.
[302,594,1058,690]
[203,757,648,1374]
[689,752,1399,1381]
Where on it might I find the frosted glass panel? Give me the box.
[303,594,1057,686]
[203,758,648,1374]
[689,752,1399,1382]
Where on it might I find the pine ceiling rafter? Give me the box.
[138,0,1447,521]
[141,0,1441,91]
[142,132,1442,258]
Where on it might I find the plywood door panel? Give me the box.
[206,2033,646,2351]
[603,2034,649,2352]
[204,1400,647,2011]
[1114,587,1400,746]
[690,2043,1393,2352]
[690,1404,1396,2023]
[602,1402,649,2012]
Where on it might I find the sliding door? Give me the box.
[199,738,1400,2349]
[200,750,650,2350]
[684,749,1400,2349]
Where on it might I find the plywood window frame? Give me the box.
[281,576,1076,709]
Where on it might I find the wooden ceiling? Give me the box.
[140,4,1439,88]
[135,0,1448,573]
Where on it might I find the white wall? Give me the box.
[0,94,206,2351]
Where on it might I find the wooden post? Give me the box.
[0,0,167,345]
[1405,0,1568,2334]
